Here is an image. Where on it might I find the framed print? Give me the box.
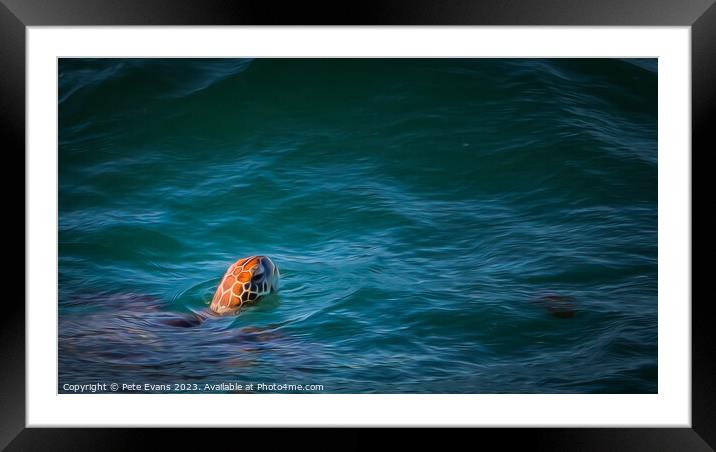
[3,0,712,449]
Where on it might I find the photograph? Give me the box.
[57,57,658,395]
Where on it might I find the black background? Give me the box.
[2,0,712,450]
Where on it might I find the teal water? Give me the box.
[58,58,657,393]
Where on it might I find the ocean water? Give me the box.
[58,58,657,394]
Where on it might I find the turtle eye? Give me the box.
[251,272,263,283]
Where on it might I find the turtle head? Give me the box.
[210,256,280,315]
[249,256,280,297]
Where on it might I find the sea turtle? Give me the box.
[153,255,280,327]
[209,255,280,315]
[59,257,284,390]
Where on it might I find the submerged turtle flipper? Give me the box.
[158,311,206,328]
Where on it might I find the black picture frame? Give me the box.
[3,0,711,450]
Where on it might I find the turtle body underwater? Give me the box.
[210,255,280,315]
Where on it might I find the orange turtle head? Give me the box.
[209,256,280,315]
